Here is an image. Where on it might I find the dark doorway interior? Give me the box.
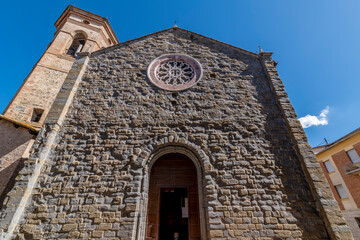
[146,154,201,240]
[159,188,189,240]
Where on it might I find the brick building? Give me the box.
[314,128,360,239]
[0,5,354,240]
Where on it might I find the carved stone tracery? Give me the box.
[156,61,194,86]
[147,54,202,91]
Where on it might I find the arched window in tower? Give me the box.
[66,32,87,57]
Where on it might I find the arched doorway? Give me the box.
[146,153,201,240]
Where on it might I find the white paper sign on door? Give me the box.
[182,198,188,218]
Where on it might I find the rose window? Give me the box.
[156,61,194,85]
[147,54,202,91]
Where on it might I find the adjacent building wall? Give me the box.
[316,129,360,239]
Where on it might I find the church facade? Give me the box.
[0,5,354,240]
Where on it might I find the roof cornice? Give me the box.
[315,127,360,155]
[92,27,259,57]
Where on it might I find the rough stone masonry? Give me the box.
[0,28,353,239]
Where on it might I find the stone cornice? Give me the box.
[92,27,259,58]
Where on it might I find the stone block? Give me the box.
[62,223,78,232]
[209,230,224,238]
[97,223,112,230]
[92,230,104,238]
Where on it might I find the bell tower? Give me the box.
[2,5,119,127]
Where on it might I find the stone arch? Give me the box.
[72,30,88,40]
[66,31,88,56]
[135,136,209,240]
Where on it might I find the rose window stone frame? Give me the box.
[147,54,203,91]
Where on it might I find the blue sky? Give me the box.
[0,1,359,147]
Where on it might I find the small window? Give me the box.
[31,108,44,122]
[355,218,360,228]
[335,185,348,199]
[347,149,360,164]
[324,160,335,173]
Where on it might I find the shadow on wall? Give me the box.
[257,83,330,238]
[0,121,33,159]
[0,121,34,206]
[0,158,26,207]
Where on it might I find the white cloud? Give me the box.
[298,106,330,128]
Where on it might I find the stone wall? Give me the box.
[259,52,353,239]
[0,28,352,239]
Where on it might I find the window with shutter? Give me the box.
[335,185,348,199]
[324,160,335,173]
[347,149,360,164]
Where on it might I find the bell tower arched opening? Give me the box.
[146,153,201,240]
[66,32,87,56]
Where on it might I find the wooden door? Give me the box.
[145,154,201,240]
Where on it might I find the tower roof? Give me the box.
[55,5,119,44]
